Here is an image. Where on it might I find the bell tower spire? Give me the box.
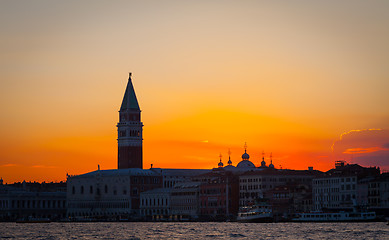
[117,73,143,169]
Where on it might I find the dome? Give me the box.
[269,158,274,168]
[224,165,236,170]
[218,159,223,167]
[261,159,267,167]
[236,160,256,169]
[241,150,250,160]
[227,158,232,165]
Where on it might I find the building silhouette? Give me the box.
[117,73,143,169]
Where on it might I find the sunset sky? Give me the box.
[1,1,388,183]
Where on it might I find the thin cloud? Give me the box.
[0,163,18,167]
[31,165,57,169]
[343,147,387,154]
[331,129,383,151]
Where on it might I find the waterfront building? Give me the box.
[66,168,162,219]
[170,182,201,220]
[0,182,66,221]
[152,168,210,189]
[312,162,380,211]
[267,184,312,219]
[194,169,239,220]
[239,168,320,207]
[368,173,389,217]
[312,175,357,211]
[140,188,171,220]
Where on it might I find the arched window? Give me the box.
[81,186,84,194]
[72,186,75,194]
[105,185,108,193]
[90,185,93,194]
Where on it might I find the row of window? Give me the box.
[314,188,340,194]
[69,201,130,209]
[171,192,196,196]
[314,177,356,185]
[314,184,356,193]
[315,194,356,202]
[240,184,271,190]
[141,198,169,207]
[132,177,160,184]
[119,130,141,137]
[72,185,133,196]
[141,209,169,216]
[240,177,311,183]
[69,211,130,217]
[240,192,260,198]
[0,199,66,209]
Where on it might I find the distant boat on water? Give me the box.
[237,202,273,223]
[292,211,376,222]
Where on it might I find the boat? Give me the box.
[292,211,376,222]
[237,202,273,223]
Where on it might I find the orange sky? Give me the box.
[1,1,388,183]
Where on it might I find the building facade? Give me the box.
[140,188,171,220]
[170,182,201,220]
[239,168,320,207]
[67,168,162,220]
[0,183,66,221]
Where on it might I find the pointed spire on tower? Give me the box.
[120,72,140,111]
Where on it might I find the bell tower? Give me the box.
[117,73,143,169]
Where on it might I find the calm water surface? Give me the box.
[1,222,388,240]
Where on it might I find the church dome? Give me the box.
[218,159,223,168]
[261,159,267,167]
[241,150,250,160]
[237,160,255,169]
[224,165,236,170]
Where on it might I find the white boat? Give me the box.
[292,211,376,222]
[237,203,273,223]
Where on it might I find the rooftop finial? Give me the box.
[129,72,132,78]
[227,148,232,165]
[244,142,247,153]
[218,153,224,167]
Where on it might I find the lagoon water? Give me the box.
[1,222,388,239]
